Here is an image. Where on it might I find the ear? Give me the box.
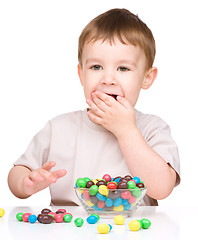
[142,67,158,90]
[78,64,84,86]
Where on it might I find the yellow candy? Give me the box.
[86,200,94,207]
[92,179,98,184]
[113,204,124,212]
[114,215,125,225]
[77,189,84,194]
[98,185,109,196]
[0,208,5,217]
[128,220,141,231]
[97,223,110,234]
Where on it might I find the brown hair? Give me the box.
[78,8,156,71]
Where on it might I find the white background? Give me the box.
[0,0,197,206]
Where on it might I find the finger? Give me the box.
[29,171,44,182]
[86,98,104,117]
[51,169,67,180]
[93,91,114,107]
[37,168,57,183]
[87,111,103,125]
[42,161,56,172]
[91,93,109,112]
[117,96,132,109]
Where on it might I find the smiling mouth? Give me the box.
[106,94,118,100]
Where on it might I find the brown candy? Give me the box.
[96,180,107,187]
[119,178,128,183]
[113,176,121,182]
[41,208,51,214]
[41,215,54,224]
[108,190,121,199]
[117,182,128,189]
[124,175,133,181]
[37,214,44,223]
[90,195,99,204]
[136,182,145,188]
[86,180,94,188]
[56,210,64,214]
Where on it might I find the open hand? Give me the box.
[22,161,66,196]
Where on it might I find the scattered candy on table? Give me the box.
[75,174,146,214]
[97,223,111,234]
[0,208,5,217]
[16,208,73,224]
[74,217,84,227]
[114,215,125,225]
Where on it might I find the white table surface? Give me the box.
[0,206,197,240]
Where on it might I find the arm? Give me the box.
[8,161,67,199]
[116,127,176,200]
[86,91,177,200]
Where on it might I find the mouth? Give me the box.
[106,94,118,100]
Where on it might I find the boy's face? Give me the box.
[78,38,156,107]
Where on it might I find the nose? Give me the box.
[101,70,116,85]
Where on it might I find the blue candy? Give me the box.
[86,215,98,224]
[105,198,113,207]
[96,192,106,201]
[108,224,112,231]
[113,197,122,207]
[133,176,140,184]
[28,214,37,223]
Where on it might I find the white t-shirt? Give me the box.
[14,109,180,206]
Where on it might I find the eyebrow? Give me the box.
[85,58,137,67]
[85,58,102,64]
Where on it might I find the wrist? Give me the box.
[115,125,139,140]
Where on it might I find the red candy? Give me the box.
[121,190,132,199]
[57,209,66,213]
[54,214,63,223]
[102,174,111,182]
[22,213,31,222]
[107,182,117,189]
[98,200,106,209]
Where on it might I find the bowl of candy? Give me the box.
[74,174,147,217]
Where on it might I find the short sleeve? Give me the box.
[146,122,181,186]
[14,122,51,170]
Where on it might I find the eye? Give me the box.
[117,66,130,72]
[91,65,103,70]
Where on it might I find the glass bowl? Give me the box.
[74,186,147,217]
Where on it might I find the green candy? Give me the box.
[89,185,99,196]
[16,212,24,221]
[74,217,84,227]
[132,187,142,198]
[127,180,136,189]
[141,218,151,229]
[63,214,72,223]
[84,177,91,184]
[76,178,87,188]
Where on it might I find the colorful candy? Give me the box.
[75,174,146,214]
[86,215,98,224]
[0,208,5,217]
[114,215,125,225]
[141,218,151,229]
[74,217,84,227]
[16,212,23,221]
[28,214,37,223]
[128,220,141,231]
[63,214,72,223]
[97,223,110,234]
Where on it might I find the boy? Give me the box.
[8,8,180,206]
